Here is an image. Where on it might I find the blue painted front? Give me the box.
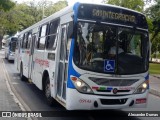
[67,2,81,89]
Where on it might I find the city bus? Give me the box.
[15,2,150,110]
[5,36,18,61]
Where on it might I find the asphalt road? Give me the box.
[0,50,160,120]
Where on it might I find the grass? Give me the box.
[149,63,160,74]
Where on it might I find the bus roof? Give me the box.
[18,2,147,35]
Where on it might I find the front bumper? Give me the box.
[66,88,148,110]
[8,55,15,60]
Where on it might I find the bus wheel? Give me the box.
[45,77,54,106]
[20,64,25,81]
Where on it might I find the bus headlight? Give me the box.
[71,76,93,94]
[134,80,149,94]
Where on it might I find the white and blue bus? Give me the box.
[15,2,150,110]
[5,36,18,61]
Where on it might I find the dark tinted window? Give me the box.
[19,34,23,48]
[22,33,27,48]
[27,33,32,49]
[38,24,47,49]
[46,19,59,50]
[73,22,149,75]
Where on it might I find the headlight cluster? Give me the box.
[70,76,93,94]
[134,80,149,94]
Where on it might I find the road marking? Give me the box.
[11,82,19,85]
[1,58,25,111]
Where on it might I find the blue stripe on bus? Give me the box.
[67,3,81,89]
[73,2,80,23]
[67,38,80,89]
[145,73,149,89]
[145,73,149,80]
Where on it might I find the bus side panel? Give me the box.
[44,50,56,97]
[32,49,44,90]
[14,47,18,70]
[21,49,28,78]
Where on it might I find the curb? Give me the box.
[149,89,160,97]
[153,75,160,79]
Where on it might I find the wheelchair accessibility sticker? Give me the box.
[104,60,115,72]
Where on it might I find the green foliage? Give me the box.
[150,33,160,54]
[39,0,68,18]
[146,17,153,33]
[145,0,160,54]
[151,53,160,58]
[0,0,15,11]
[103,0,144,12]
[0,0,68,36]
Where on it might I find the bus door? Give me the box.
[28,33,36,80]
[57,25,68,102]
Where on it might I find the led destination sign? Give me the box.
[77,4,148,29]
[92,9,136,23]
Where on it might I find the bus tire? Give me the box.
[44,76,54,106]
[20,63,25,81]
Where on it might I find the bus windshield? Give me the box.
[73,22,149,75]
[10,38,17,52]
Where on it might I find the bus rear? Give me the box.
[66,3,149,110]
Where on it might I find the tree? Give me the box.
[0,0,15,49]
[103,0,145,12]
[0,3,35,35]
[0,0,68,37]
[0,0,15,11]
[145,0,160,42]
[145,0,160,54]
[45,0,68,17]
[150,33,160,55]
[37,0,68,19]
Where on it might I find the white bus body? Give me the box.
[15,2,150,110]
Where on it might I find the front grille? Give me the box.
[96,90,130,92]
[97,90,111,92]
[89,77,138,86]
[100,98,128,105]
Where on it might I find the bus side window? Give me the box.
[46,19,60,50]
[27,33,32,49]
[19,34,23,48]
[25,33,29,49]
[66,21,73,60]
[22,34,26,49]
[38,24,47,50]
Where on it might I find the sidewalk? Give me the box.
[0,50,26,120]
[0,59,22,111]
[150,75,160,97]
